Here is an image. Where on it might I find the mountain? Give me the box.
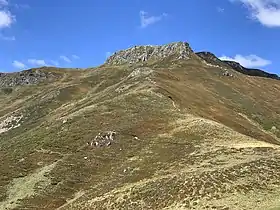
[1,42,280,210]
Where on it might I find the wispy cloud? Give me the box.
[217,7,225,13]
[72,54,80,59]
[60,55,80,63]
[60,55,71,63]
[219,54,272,68]
[231,0,280,27]
[139,10,167,28]
[12,60,26,69]
[14,3,30,10]
[12,54,80,69]
[27,59,47,66]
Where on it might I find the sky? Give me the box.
[0,0,280,74]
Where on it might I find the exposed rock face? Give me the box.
[0,68,59,88]
[105,42,193,65]
[224,61,280,80]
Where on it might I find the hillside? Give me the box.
[196,52,280,80]
[1,42,280,210]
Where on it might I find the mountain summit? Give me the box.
[105,41,193,65]
[1,41,280,210]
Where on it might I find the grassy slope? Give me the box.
[0,60,280,210]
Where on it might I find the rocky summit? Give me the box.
[1,41,280,210]
[105,41,193,65]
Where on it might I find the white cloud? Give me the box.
[27,59,47,66]
[60,55,71,63]
[232,0,280,27]
[219,54,272,68]
[14,4,30,10]
[12,60,26,69]
[0,2,17,41]
[139,10,167,28]
[72,54,80,59]
[0,10,14,29]
[217,7,225,13]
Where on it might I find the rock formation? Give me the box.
[0,67,59,88]
[105,41,193,65]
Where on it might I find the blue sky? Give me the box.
[0,0,280,74]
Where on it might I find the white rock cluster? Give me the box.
[88,131,116,147]
[0,114,23,134]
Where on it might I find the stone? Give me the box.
[0,114,23,134]
[222,71,233,77]
[90,131,116,147]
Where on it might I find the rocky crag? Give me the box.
[105,41,193,65]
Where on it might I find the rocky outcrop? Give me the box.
[88,131,116,147]
[0,68,59,88]
[105,42,193,65]
[0,114,23,134]
[224,61,280,80]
